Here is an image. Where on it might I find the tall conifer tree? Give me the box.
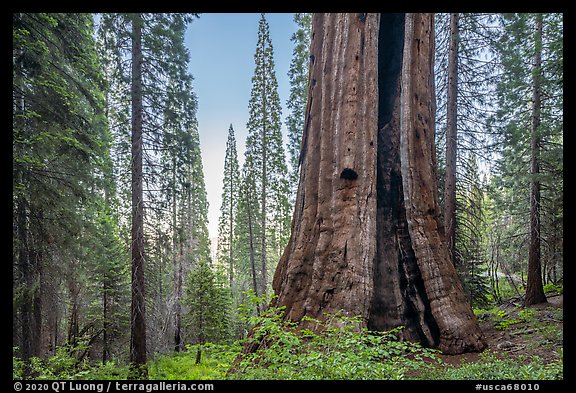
[217,124,241,287]
[286,13,312,202]
[13,13,114,372]
[434,13,500,304]
[243,13,290,297]
[97,12,205,369]
[491,13,562,305]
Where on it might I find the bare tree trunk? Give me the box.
[525,13,547,306]
[245,177,261,315]
[269,13,485,355]
[172,157,184,353]
[16,197,33,376]
[229,173,235,287]
[102,287,109,363]
[444,13,459,260]
[67,272,80,348]
[173,252,183,352]
[129,12,148,380]
[260,69,269,300]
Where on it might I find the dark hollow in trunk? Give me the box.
[369,12,439,348]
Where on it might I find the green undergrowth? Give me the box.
[12,345,130,380]
[14,298,563,380]
[420,351,563,380]
[228,306,440,380]
[148,343,239,380]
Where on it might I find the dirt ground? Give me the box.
[436,294,563,367]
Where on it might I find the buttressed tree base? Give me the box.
[271,13,487,355]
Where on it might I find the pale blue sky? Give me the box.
[185,13,299,238]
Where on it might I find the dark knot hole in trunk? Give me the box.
[340,167,358,180]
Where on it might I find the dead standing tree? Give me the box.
[270,13,486,355]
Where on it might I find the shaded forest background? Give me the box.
[13,12,562,379]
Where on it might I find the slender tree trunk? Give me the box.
[129,12,148,379]
[524,13,547,306]
[17,197,33,376]
[14,44,32,374]
[30,213,44,358]
[245,180,261,315]
[172,157,184,353]
[174,251,183,352]
[270,13,485,355]
[229,172,234,287]
[444,13,459,260]
[67,270,80,348]
[102,287,109,364]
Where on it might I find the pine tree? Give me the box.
[217,124,241,287]
[13,13,112,371]
[161,72,202,352]
[85,185,131,364]
[491,13,562,305]
[97,12,204,368]
[128,12,147,379]
[235,168,262,313]
[454,153,490,307]
[434,13,500,303]
[285,13,312,202]
[185,123,212,267]
[183,259,231,363]
[243,13,291,297]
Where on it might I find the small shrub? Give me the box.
[543,283,563,295]
[230,305,439,380]
[16,344,91,380]
[13,348,24,379]
[82,361,129,380]
[476,306,523,330]
[517,307,537,323]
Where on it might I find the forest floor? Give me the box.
[419,293,564,376]
[15,294,563,380]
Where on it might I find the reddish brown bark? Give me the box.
[270,13,486,355]
[273,13,378,327]
[400,13,485,354]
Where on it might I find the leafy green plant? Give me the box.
[517,307,537,323]
[543,283,563,295]
[82,361,129,380]
[475,306,523,330]
[13,348,24,379]
[12,341,122,380]
[230,304,439,380]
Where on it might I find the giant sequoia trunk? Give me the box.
[271,13,486,355]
